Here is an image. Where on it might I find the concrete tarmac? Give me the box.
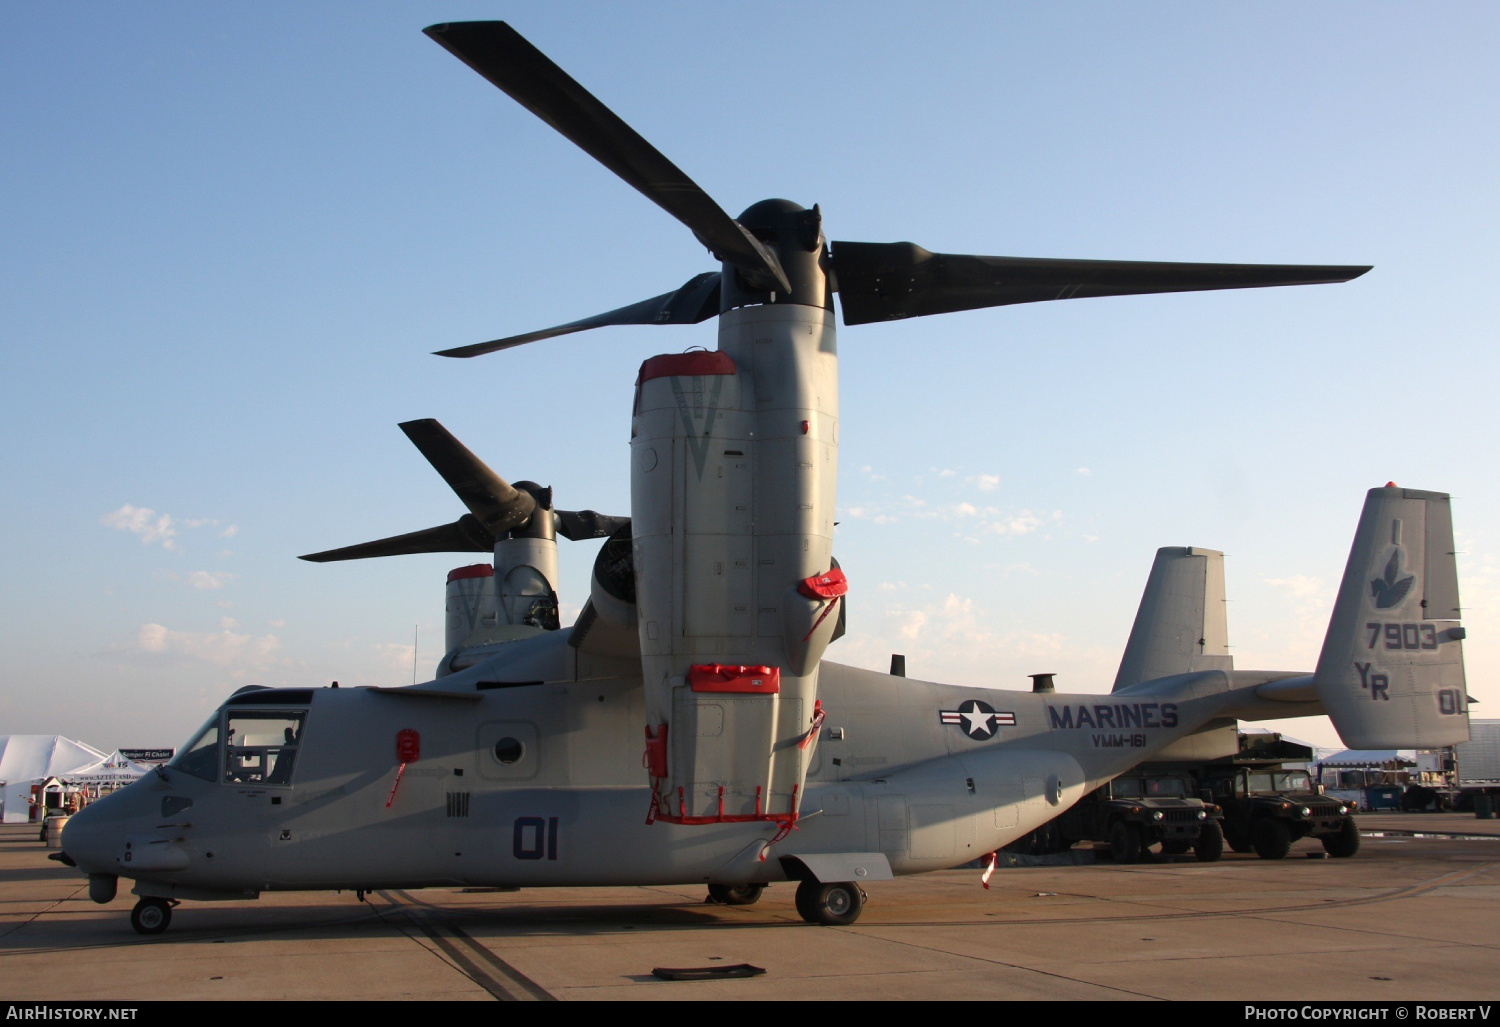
[2,820,1498,1001]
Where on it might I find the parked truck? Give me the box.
[1006,768,1225,863]
[1199,763,1359,858]
[1452,720,1500,812]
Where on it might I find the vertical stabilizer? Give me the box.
[1113,547,1232,692]
[1314,487,1469,748]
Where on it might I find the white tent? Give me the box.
[62,751,151,789]
[0,735,109,823]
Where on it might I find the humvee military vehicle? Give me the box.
[1021,770,1224,863]
[1202,765,1358,859]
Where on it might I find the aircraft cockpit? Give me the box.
[166,688,312,787]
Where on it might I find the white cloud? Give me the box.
[1077,467,1092,476]
[968,474,1001,493]
[1264,575,1328,602]
[189,571,235,590]
[937,469,957,478]
[987,511,1043,536]
[897,610,928,640]
[128,622,282,667]
[102,505,177,549]
[374,642,416,672]
[268,618,287,628]
[831,590,1119,693]
[102,505,236,551]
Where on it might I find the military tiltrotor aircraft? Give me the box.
[58,22,1470,935]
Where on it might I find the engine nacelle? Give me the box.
[630,303,840,826]
[444,564,497,653]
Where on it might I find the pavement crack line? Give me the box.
[0,883,87,941]
[380,890,554,1001]
[829,924,1167,1001]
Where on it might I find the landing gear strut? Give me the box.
[130,897,175,935]
[794,880,865,925]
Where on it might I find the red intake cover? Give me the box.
[447,564,494,583]
[637,350,736,383]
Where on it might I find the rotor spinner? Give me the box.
[720,199,832,315]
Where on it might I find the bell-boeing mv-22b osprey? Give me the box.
[58,22,1470,935]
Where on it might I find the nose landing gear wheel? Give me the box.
[130,897,173,935]
[794,880,864,925]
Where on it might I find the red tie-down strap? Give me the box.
[980,851,998,890]
[643,724,669,779]
[798,700,826,751]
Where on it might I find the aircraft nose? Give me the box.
[61,796,121,874]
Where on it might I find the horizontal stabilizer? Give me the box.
[831,242,1370,326]
[1113,546,1233,692]
[1314,487,1469,748]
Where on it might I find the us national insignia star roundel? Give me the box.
[939,700,1017,740]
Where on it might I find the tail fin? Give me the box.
[1314,486,1469,748]
[1113,547,1233,692]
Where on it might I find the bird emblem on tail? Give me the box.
[1371,547,1416,609]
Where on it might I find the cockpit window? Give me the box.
[225,710,306,786]
[169,715,222,782]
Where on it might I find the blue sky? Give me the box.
[2,2,1496,750]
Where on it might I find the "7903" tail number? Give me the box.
[1366,622,1438,651]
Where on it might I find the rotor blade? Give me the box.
[555,509,630,542]
[299,515,494,563]
[398,419,536,535]
[830,242,1372,326]
[435,272,720,359]
[424,22,789,293]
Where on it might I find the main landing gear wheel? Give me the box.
[130,897,173,935]
[794,880,864,926]
[708,883,765,906]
